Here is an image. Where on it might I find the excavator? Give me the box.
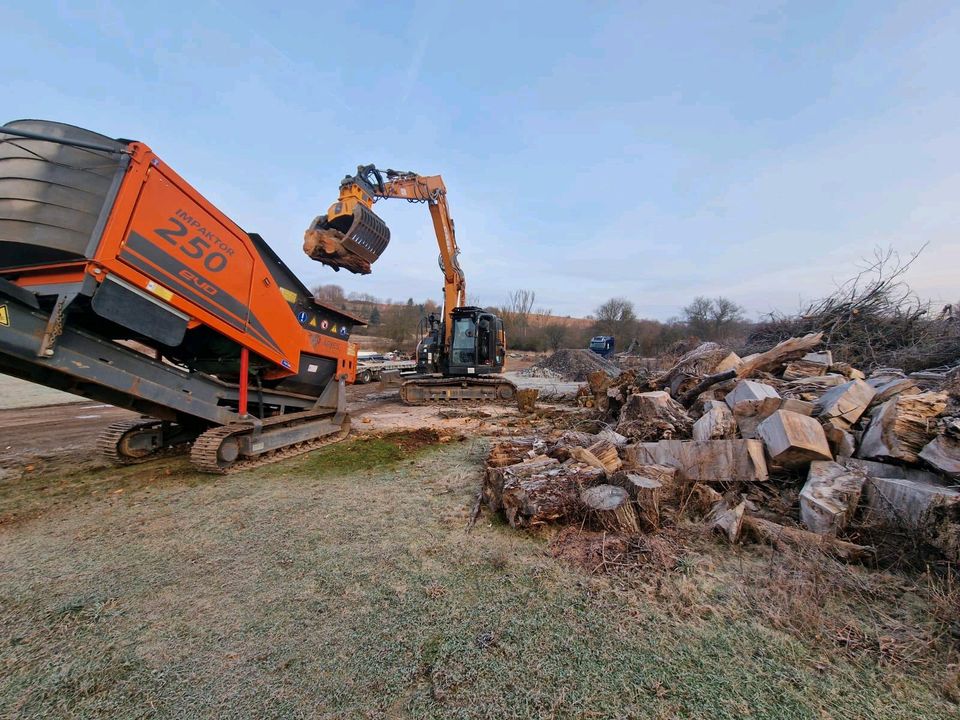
[304,165,516,404]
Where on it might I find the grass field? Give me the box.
[1,435,957,719]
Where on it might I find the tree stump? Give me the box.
[611,472,662,530]
[516,388,539,413]
[580,484,640,534]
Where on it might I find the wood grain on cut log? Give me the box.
[653,342,734,397]
[757,410,833,468]
[610,471,662,529]
[516,388,539,413]
[500,463,604,528]
[782,359,828,381]
[692,402,737,441]
[814,380,876,431]
[580,484,641,534]
[858,392,948,463]
[707,500,746,542]
[486,438,541,468]
[625,439,769,483]
[588,439,622,473]
[736,333,824,378]
[742,516,874,561]
[686,483,723,516]
[483,457,559,512]
[617,391,693,441]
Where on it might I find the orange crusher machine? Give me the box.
[0,120,374,472]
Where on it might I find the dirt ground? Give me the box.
[1,373,958,718]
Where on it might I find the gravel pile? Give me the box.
[524,349,621,382]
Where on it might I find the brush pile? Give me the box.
[485,333,960,566]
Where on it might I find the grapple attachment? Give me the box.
[303,203,390,275]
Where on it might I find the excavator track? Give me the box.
[190,411,351,474]
[400,376,517,405]
[97,418,179,465]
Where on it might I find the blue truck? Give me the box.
[588,335,615,358]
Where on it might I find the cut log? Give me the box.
[580,484,641,534]
[824,424,856,459]
[617,463,679,502]
[692,402,736,441]
[803,350,833,365]
[830,362,865,380]
[859,468,960,562]
[483,457,561,512]
[919,434,960,478]
[617,391,693,441]
[707,500,746,542]
[654,342,735,396]
[736,333,824,378]
[303,227,373,274]
[611,472,662,529]
[714,351,742,373]
[486,437,543,467]
[516,388,539,413]
[779,398,815,416]
[782,359,828,381]
[624,439,769,483]
[500,463,604,528]
[742,516,873,561]
[687,483,724,516]
[733,397,783,439]
[726,380,782,439]
[570,439,622,475]
[858,392,948,463]
[814,379,876,431]
[862,473,959,525]
[725,380,781,410]
[757,410,833,468]
[867,376,919,405]
[800,461,867,535]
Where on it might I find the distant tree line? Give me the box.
[313,282,750,356]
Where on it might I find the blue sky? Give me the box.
[3,1,958,319]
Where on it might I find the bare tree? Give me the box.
[500,290,537,349]
[313,284,346,306]
[682,296,713,337]
[592,297,638,341]
[542,323,568,351]
[683,296,744,339]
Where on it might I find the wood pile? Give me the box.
[480,334,960,564]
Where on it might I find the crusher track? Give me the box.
[190,410,351,474]
[97,418,173,465]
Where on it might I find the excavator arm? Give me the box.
[304,165,466,347]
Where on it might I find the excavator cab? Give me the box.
[417,306,504,376]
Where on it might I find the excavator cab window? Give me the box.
[450,317,477,366]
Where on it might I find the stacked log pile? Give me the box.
[482,334,960,564]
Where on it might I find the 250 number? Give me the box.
[154,218,228,273]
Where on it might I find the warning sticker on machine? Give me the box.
[0,304,8,327]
